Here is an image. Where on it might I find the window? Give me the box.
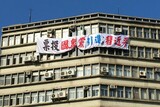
[155,72,160,80]
[55,69,61,80]
[116,65,122,76]
[138,47,144,58]
[92,86,99,97]
[137,28,142,38]
[145,48,151,58]
[132,67,138,78]
[15,35,20,45]
[4,96,9,106]
[84,25,91,35]
[157,90,160,100]
[41,31,47,38]
[11,74,17,85]
[77,66,83,77]
[10,95,16,106]
[24,93,30,104]
[18,73,24,84]
[46,90,52,102]
[149,89,155,100]
[34,32,41,42]
[31,92,37,104]
[99,25,106,33]
[101,85,108,96]
[108,48,114,55]
[69,88,76,100]
[39,91,45,103]
[9,36,14,46]
[133,88,139,99]
[0,96,2,106]
[27,33,34,43]
[144,28,150,38]
[124,66,131,77]
[77,26,83,36]
[84,86,91,98]
[122,26,128,35]
[147,68,153,79]
[125,87,131,98]
[39,70,46,81]
[55,29,61,38]
[20,53,25,64]
[6,75,11,85]
[76,87,83,99]
[32,72,39,82]
[130,46,137,57]
[107,25,114,34]
[1,56,6,66]
[62,28,69,38]
[117,86,124,98]
[2,37,8,47]
[141,88,147,99]
[91,25,98,34]
[84,65,91,76]
[17,94,23,105]
[13,54,19,64]
[7,55,13,65]
[151,29,157,39]
[21,34,27,44]
[0,76,4,86]
[129,27,135,37]
[109,64,115,76]
[109,88,116,97]
[92,64,99,75]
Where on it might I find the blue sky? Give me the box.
[0,0,160,33]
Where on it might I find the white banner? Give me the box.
[36,33,129,54]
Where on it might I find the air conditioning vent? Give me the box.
[67,70,76,76]
[51,93,58,99]
[109,85,117,89]
[61,71,67,77]
[101,67,109,75]
[115,28,122,33]
[44,72,53,79]
[24,56,32,62]
[139,70,146,78]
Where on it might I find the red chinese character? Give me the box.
[114,36,121,46]
[106,36,113,45]
[61,40,69,50]
[78,37,85,48]
[122,37,128,48]
[70,38,76,48]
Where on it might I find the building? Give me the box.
[0,12,160,107]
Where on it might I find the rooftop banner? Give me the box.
[36,34,129,54]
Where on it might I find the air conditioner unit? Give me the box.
[101,67,109,75]
[83,86,89,90]
[44,72,53,79]
[154,67,160,72]
[25,71,32,77]
[58,91,67,98]
[24,56,32,62]
[67,70,76,76]
[61,71,67,77]
[32,55,40,62]
[115,28,122,33]
[109,85,117,89]
[47,29,55,38]
[153,53,160,59]
[51,93,59,99]
[139,70,146,78]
